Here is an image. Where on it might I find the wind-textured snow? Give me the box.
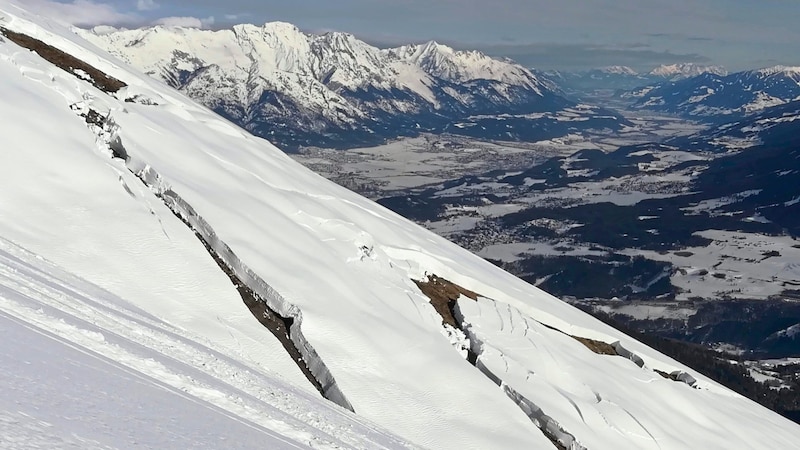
[1,2,800,449]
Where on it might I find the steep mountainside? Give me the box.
[630,67,800,119]
[1,3,799,449]
[78,24,625,150]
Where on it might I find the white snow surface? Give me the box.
[457,297,797,449]
[1,3,799,449]
[0,238,412,450]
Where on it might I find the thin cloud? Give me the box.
[223,13,250,22]
[155,16,216,28]
[22,0,137,26]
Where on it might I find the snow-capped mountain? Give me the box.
[76,24,624,150]
[2,2,800,449]
[539,65,721,99]
[599,65,639,76]
[533,68,651,99]
[630,66,800,118]
[648,63,728,80]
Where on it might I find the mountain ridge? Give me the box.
[78,22,625,150]
[629,66,800,118]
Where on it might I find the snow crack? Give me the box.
[137,168,356,412]
[66,103,355,412]
[451,300,587,450]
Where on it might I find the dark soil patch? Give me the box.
[413,274,478,328]
[572,336,618,355]
[654,369,680,382]
[0,27,126,93]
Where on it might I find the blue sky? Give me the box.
[24,0,800,71]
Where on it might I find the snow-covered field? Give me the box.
[291,113,704,199]
[295,135,557,196]
[630,230,800,300]
[2,2,800,448]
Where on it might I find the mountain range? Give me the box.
[3,2,800,448]
[78,24,624,150]
[537,63,728,98]
[628,66,800,119]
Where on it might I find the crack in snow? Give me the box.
[65,100,356,412]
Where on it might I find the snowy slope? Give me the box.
[73,23,619,150]
[2,2,800,449]
[0,238,412,450]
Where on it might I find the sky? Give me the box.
[20,0,800,71]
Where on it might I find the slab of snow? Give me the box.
[458,297,799,449]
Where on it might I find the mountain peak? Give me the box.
[753,65,800,77]
[648,63,727,79]
[598,65,638,75]
[256,21,308,43]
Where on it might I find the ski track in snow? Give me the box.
[0,238,414,450]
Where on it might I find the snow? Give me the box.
[457,296,796,449]
[754,65,800,77]
[630,230,800,300]
[743,91,787,113]
[596,304,698,321]
[478,242,607,263]
[1,2,800,448]
[0,238,412,449]
[0,313,302,450]
[631,149,710,172]
[648,63,727,79]
[598,65,638,75]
